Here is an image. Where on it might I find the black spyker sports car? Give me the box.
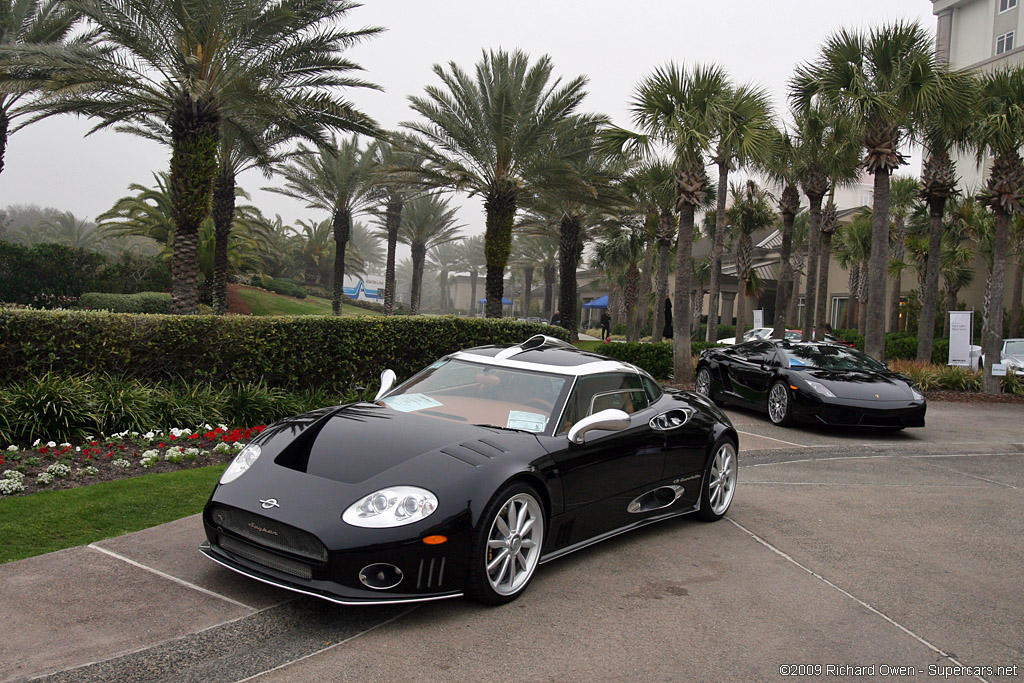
[694,339,926,428]
[200,335,738,605]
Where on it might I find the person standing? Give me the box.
[663,296,673,339]
[600,310,612,341]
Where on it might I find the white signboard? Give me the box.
[753,309,764,329]
[947,311,973,367]
[992,363,1007,377]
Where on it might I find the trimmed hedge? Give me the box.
[598,341,726,379]
[0,310,567,391]
[78,292,172,314]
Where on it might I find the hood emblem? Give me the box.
[874,393,880,398]
[260,498,280,509]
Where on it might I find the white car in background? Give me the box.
[716,327,802,345]
[978,338,1024,371]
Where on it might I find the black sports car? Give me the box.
[199,335,738,605]
[694,339,926,428]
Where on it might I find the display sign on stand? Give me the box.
[947,311,973,367]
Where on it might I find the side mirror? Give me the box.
[567,409,631,445]
[374,369,397,401]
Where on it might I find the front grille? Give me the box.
[219,535,313,580]
[416,556,447,589]
[209,505,327,562]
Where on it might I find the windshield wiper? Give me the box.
[473,423,534,434]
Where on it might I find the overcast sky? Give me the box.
[1,0,937,237]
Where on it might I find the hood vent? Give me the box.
[494,334,576,361]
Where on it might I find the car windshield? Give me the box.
[778,342,887,371]
[378,358,570,435]
[743,328,771,341]
[1003,340,1024,356]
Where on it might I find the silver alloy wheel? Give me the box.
[768,383,788,424]
[485,492,544,596]
[707,441,737,515]
[695,368,712,397]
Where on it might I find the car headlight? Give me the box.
[219,443,261,485]
[805,381,836,398]
[343,486,438,528]
[911,387,924,401]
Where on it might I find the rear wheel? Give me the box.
[697,436,737,521]
[767,381,794,426]
[465,483,545,605]
[695,366,714,402]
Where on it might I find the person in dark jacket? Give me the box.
[600,311,611,341]
[663,297,673,339]
[550,310,561,326]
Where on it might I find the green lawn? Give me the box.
[0,465,226,564]
[235,285,383,317]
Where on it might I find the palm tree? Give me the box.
[885,175,922,332]
[2,0,381,314]
[611,63,728,383]
[455,235,487,316]
[348,221,384,276]
[288,218,333,286]
[974,66,1024,392]
[792,21,944,358]
[268,135,381,315]
[426,240,461,314]
[835,209,874,334]
[0,0,81,176]
[814,198,839,335]
[916,69,976,360]
[764,126,801,337]
[726,181,777,340]
[400,193,463,315]
[403,49,598,318]
[38,211,107,253]
[97,173,176,248]
[706,82,775,343]
[511,233,556,318]
[592,221,647,342]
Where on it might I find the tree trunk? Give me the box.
[916,197,946,361]
[1010,260,1023,337]
[673,202,695,383]
[651,213,673,343]
[983,207,1011,394]
[789,265,802,330]
[484,188,516,318]
[168,100,219,315]
[637,245,654,339]
[888,237,905,333]
[383,197,403,315]
[815,230,834,337]
[543,264,555,321]
[410,242,426,315]
[331,207,351,316]
[771,194,797,338]
[523,266,534,317]
[625,264,640,342]
[469,270,478,316]
[865,169,891,359]
[558,213,582,340]
[211,166,235,315]
[802,194,823,340]
[944,288,956,337]
[705,162,730,342]
[857,261,869,336]
[0,109,8,177]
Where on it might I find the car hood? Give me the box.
[1002,353,1024,367]
[269,403,538,485]
[802,369,916,401]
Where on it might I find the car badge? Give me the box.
[260,498,280,509]
[874,393,880,398]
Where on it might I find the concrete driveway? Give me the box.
[2,401,1022,682]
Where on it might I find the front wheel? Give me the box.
[465,483,545,605]
[697,437,738,521]
[695,366,714,402]
[767,381,794,426]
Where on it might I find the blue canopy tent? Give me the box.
[477,297,514,316]
[582,294,609,329]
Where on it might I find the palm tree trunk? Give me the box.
[651,214,673,343]
[625,264,640,342]
[523,266,534,316]
[469,270,479,316]
[410,243,426,315]
[771,193,797,338]
[917,197,946,361]
[1010,260,1023,337]
[803,194,823,340]
[984,207,1011,394]
[168,102,219,315]
[865,169,891,359]
[815,230,834,337]
[542,264,555,321]
[637,245,654,338]
[944,288,956,337]
[331,207,352,316]
[558,213,582,341]
[888,236,905,333]
[857,261,869,336]
[674,200,695,383]
[789,264,802,329]
[383,197,402,315]
[735,277,748,342]
[705,162,730,342]
[484,188,516,318]
[0,109,8,177]
[211,166,235,315]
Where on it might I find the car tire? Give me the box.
[465,482,545,605]
[696,436,738,522]
[767,380,794,426]
[695,366,715,403]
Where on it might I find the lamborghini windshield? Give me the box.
[378,359,571,434]
[778,342,887,371]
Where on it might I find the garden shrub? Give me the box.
[257,276,307,299]
[833,328,864,350]
[0,241,104,307]
[931,338,950,365]
[77,292,172,314]
[596,341,725,379]
[0,310,565,392]
[4,373,99,442]
[220,380,305,426]
[92,374,157,435]
[885,332,918,360]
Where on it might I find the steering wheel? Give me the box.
[522,397,554,412]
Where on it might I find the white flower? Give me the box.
[79,466,99,477]
[36,472,54,486]
[213,442,232,454]
[232,442,246,451]
[0,478,25,495]
[165,446,184,459]
[3,470,26,482]
[204,424,213,431]
[112,459,131,469]
[183,447,200,457]
[140,456,157,469]
[59,442,71,448]
[76,446,81,452]
[6,445,18,452]
[143,432,155,441]
[32,439,41,448]
[141,449,160,460]
[46,463,72,478]
[46,441,56,448]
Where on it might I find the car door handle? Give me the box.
[649,409,693,431]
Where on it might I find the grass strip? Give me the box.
[236,286,381,316]
[0,465,225,564]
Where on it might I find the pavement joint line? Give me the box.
[913,459,1019,490]
[740,481,1000,488]
[744,451,1024,468]
[736,430,807,447]
[726,518,989,683]
[87,544,255,611]
[234,604,420,682]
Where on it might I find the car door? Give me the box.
[728,341,775,405]
[539,372,665,545]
